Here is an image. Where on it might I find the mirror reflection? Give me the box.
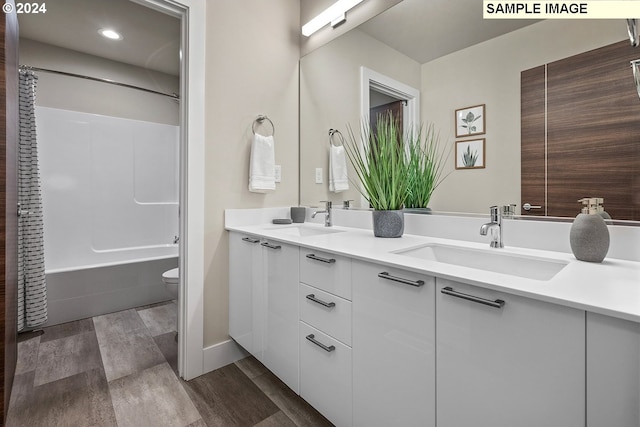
[299,1,637,221]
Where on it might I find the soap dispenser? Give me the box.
[569,198,610,263]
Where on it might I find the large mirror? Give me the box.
[299,0,635,221]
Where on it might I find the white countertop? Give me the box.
[226,222,640,323]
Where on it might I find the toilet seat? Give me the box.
[162,267,179,285]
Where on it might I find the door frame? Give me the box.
[359,66,420,207]
[132,0,206,381]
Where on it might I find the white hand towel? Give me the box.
[249,133,276,192]
[329,144,349,193]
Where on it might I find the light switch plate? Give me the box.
[274,165,282,183]
[315,168,323,184]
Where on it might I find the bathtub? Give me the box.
[44,246,178,326]
[37,107,180,326]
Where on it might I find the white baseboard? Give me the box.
[202,339,249,374]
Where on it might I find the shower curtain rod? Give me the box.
[19,65,180,100]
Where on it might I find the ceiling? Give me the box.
[359,0,539,64]
[17,0,537,77]
[18,0,180,76]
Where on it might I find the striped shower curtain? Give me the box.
[17,68,47,331]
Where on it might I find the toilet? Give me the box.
[162,268,179,299]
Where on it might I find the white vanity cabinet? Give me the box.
[228,232,300,392]
[299,249,352,427]
[228,232,264,359]
[436,278,585,427]
[262,239,300,394]
[586,312,640,427]
[352,260,436,427]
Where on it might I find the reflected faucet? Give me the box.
[312,201,332,227]
[480,206,503,248]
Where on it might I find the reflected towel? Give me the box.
[249,133,276,192]
[329,144,349,193]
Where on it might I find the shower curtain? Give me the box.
[17,68,47,331]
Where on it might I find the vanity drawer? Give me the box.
[299,249,351,300]
[300,283,352,346]
[300,322,353,427]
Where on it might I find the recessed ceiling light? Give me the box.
[98,29,122,40]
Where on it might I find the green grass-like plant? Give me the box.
[343,113,409,211]
[405,124,450,209]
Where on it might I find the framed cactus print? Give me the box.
[455,104,485,137]
[455,138,485,170]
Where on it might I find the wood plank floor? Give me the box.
[7,302,333,427]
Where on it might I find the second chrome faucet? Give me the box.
[480,205,504,248]
[312,201,332,227]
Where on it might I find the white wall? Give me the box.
[422,20,627,214]
[203,0,300,347]
[300,28,421,207]
[19,38,179,125]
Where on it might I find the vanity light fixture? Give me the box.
[302,0,365,37]
[98,28,122,40]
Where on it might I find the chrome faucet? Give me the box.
[480,206,503,248]
[312,201,332,227]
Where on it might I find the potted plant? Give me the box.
[344,113,409,237]
[404,123,450,212]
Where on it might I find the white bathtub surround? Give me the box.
[225,207,640,322]
[37,107,179,325]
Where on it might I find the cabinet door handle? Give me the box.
[305,254,336,264]
[260,242,281,250]
[241,237,260,244]
[306,334,336,352]
[378,271,425,287]
[441,286,505,309]
[305,294,336,308]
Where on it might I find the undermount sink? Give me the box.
[394,243,568,281]
[266,225,345,237]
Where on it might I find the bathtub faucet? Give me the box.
[173,235,179,244]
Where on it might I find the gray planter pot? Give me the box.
[372,210,404,238]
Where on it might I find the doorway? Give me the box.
[360,66,421,206]
[15,0,206,381]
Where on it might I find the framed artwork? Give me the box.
[455,138,485,169]
[455,104,485,137]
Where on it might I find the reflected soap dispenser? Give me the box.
[569,198,610,263]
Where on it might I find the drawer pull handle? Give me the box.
[241,237,260,244]
[305,254,336,264]
[306,334,335,352]
[305,294,336,308]
[441,286,505,309]
[378,271,425,287]
[260,242,281,250]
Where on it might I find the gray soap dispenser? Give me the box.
[569,198,610,263]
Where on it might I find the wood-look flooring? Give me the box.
[7,302,333,427]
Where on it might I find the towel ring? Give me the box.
[328,128,345,147]
[252,115,275,136]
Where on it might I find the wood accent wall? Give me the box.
[1,3,18,424]
[520,65,546,217]
[521,40,640,220]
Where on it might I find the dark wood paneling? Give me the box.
[521,65,546,216]
[0,2,18,424]
[546,40,640,220]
